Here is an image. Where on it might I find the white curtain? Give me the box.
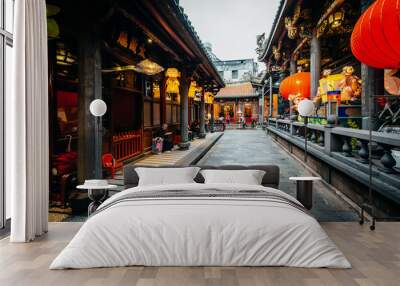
[7,0,49,242]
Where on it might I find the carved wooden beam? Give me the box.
[117,7,182,62]
[292,38,309,58]
[316,0,346,37]
[141,1,196,58]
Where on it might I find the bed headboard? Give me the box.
[123,165,280,189]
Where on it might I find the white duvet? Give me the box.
[50,183,351,269]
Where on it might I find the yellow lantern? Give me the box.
[153,83,160,99]
[165,68,180,94]
[165,68,180,78]
[188,81,197,98]
[205,92,214,104]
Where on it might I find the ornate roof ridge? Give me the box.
[170,0,224,84]
[257,0,287,62]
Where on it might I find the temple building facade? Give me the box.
[46,0,224,207]
[214,82,260,125]
[256,0,400,217]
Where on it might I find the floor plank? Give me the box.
[0,222,399,286]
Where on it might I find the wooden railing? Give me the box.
[112,130,142,163]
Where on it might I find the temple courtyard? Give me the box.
[198,130,359,222]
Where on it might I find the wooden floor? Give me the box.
[0,222,399,286]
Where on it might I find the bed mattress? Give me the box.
[50,183,351,269]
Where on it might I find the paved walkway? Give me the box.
[107,132,222,188]
[133,132,222,167]
[197,129,359,222]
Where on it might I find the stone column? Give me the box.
[199,89,206,138]
[78,24,103,181]
[210,102,215,133]
[269,76,273,117]
[361,66,383,130]
[179,72,190,150]
[260,86,265,123]
[310,35,321,99]
[290,58,297,75]
[360,0,383,130]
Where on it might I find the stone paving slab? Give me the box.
[133,132,223,166]
[197,129,359,222]
[106,132,223,188]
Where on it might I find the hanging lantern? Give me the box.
[328,9,345,29]
[194,88,202,101]
[165,68,181,78]
[165,68,181,94]
[188,81,197,98]
[47,4,60,38]
[351,0,400,69]
[279,72,311,100]
[153,82,161,99]
[189,81,203,100]
[135,59,164,75]
[205,92,214,104]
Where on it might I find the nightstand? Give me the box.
[289,177,321,210]
[77,183,117,216]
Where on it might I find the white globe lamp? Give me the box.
[90,99,107,117]
[298,99,315,163]
[298,99,315,117]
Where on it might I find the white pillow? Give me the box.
[136,167,201,186]
[200,169,266,185]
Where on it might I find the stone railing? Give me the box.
[267,118,400,208]
[270,119,400,173]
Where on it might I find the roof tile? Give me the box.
[215,82,257,98]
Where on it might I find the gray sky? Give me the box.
[180,0,280,64]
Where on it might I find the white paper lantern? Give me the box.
[89,99,107,117]
[298,99,315,117]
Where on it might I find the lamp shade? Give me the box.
[89,99,107,117]
[351,0,400,69]
[298,99,315,117]
[279,72,311,100]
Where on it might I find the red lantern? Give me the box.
[279,72,311,100]
[351,0,400,69]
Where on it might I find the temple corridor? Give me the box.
[198,130,359,222]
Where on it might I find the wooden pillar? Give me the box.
[78,24,103,182]
[310,35,321,99]
[199,88,206,138]
[188,98,192,125]
[179,72,190,149]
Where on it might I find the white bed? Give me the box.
[50,183,351,269]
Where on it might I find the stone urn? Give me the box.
[392,148,400,170]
